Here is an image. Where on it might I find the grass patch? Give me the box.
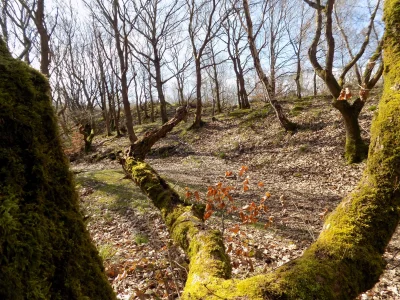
[238,106,271,129]
[98,243,117,261]
[298,144,309,153]
[290,99,312,117]
[134,233,149,245]
[214,151,227,159]
[75,169,151,214]
[134,122,160,134]
[228,108,251,118]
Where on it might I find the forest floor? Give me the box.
[70,94,400,300]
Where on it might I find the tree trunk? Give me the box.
[125,1,400,298]
[178,81,185,107]
[315,68,368,164]
[212,68,222,114]
[295,56,302,99]
[35,0,50,77]
[333,99,368,163]
[313,70,317,97]
[0,39,115,299]
[99,61,111,136]
[80,124,95,153]
[113,0,137,144]
[148,72,155,123]
[133,75,142,125]
[115,87,122,136]
[154,52,168,124]
[238,75,250,109]
[236,78,242,109]
[191,59,204,128]
[108,83,121,137]
[237,59,250,109]
[120,73,137,143]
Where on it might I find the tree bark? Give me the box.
[79,123,95,153]
[112,0,137,145]
[333,99,368,163]
[133,74,142,125]
[237,61,250,109]
[295,56,302,99]
[125,1,400,298]
[35,0,50,77]
[0,39,115,299]
[313,70,317,97]
[154,51,168,124]
[191,59,204,128]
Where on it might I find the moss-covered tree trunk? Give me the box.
[79,123,95,153]
[0,40,115,299]
[124,0,400,298]
[334,99,368,163]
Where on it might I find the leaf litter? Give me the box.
[73,95,399,299]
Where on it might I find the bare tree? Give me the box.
[0,0,8,44]
[204,39,225,114]
[129,0,187,124]
[168,40,193,106]
[240,0,297,131]
[95,28,123,136]
[94,27,112,136]
[88,0,138,144]
[286,0,313,99]
[1,0,36,62]
[186,0,225,128]
[222,5,251,109]
[305,0,383,163]
[17,0,57,77]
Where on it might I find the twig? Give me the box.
[291,201,316,241]
[167,248,184,299]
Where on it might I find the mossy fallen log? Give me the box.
[0,39,115,299]
[124,1,400,298]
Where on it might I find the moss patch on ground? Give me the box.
[76,169,151,214]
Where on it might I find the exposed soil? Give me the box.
[71,95,400,299]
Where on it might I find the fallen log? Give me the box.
[123,3,400,296]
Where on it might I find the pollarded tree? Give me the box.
[305,0,383,163]
[0,38,115,299]
[123,0,400,298]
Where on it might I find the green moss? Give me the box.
[124,2,400,298]
[98,243,117,261]
[344,136,368,164]
[0,41,115,299]
[228,108,251,118]
[134,233,149,245]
